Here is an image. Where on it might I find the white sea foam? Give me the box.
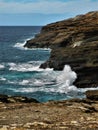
[13,87,38,93]
[57,65,77,85]
[0,64,5,69]
[19,80,30,85]
[18,78,54,86]
[56,65,78,93]
[79,87,98,93]
[15,43,51,51]
[14,42,26,50]
[0,77,6,81]
[11,65,78,94]
[30,48,51,51]
[11,86,52,93]
[9,63,39,72]
[8,62,53,72]
[19,79,42,86]
[14,39,51,51]
[8,62,40,72]
[8,64,98,95]
[13,37,34,50]
[55,65,98,93]
[5,61,98,101]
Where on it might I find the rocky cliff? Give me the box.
[24,11,98,88]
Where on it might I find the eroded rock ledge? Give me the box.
[24,11,98,88]
[0,91,98,130]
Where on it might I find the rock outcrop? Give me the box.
[24,11,98,88]
[0,94,39,103]
[86,90,98,100]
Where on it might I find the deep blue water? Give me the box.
[0,26,90,102]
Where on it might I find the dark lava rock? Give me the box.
[24,11,98,88]
[86,90,98,100]
[0,94,39,103]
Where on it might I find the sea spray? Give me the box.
[56,65,78,93]
[13,36,35,50]
[12,65,78,94]
[14,42,26,50]
[57,65,77,85]
[14,40,51,51]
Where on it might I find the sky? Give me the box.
[0,0,98,26]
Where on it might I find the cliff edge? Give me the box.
[24,11,98,88]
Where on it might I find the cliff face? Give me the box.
[24,11,98,88]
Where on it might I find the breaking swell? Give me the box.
[1,61,98,102]
[9,64,98,101]
[9,65,77,93]
[14,39,51,51]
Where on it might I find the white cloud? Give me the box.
[0,0,98,14]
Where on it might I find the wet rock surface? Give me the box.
[0,93,98,130]
[24,11,98,88]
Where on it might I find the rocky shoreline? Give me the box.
[0,91,98,130]
[24,11,98,88]
[0,11,98,130]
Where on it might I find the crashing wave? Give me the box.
[13,37,34,50]
[10,65,78,94]
[14,40,51,51]
[6,64,98,96]
[8,62,41,72]
[14,42,26,50]
[8,62,53,72]
[56,65,78,93]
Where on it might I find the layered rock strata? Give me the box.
[24,11,98,88]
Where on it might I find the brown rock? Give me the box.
[0,94,39,103]
[0,98,98,130]
[24,11,98,88]
[86,90,98,100]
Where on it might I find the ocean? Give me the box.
[0,26,96,102]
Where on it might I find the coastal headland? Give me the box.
[0,11,98,130]
[24,11,98,88]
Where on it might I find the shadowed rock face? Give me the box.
[86,90,98,100]
[0,94,39,103]
[24,11,98,88]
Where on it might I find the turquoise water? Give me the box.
[0,26,90,102]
